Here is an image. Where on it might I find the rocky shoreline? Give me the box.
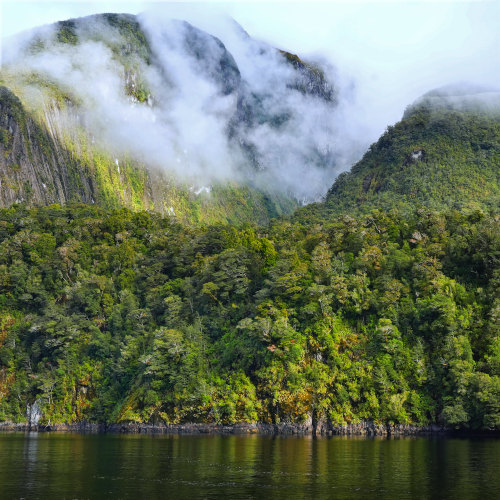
[0,420,450,436]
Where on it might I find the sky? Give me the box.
[1,0,499,142]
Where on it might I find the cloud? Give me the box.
[1,2,499,202]
[2,11,355,201]
[3,15,241,185]
[222,1,500,142]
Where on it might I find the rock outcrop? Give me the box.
[0,87,97,207]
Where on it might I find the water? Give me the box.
[0,433,499,499]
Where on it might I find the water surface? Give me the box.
[0,432,498,499]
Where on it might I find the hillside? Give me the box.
[318,86,500,217]
[0,204,499,431]
[1,17,499,434]
[0,13,337,223]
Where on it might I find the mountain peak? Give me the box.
[322,84,500,215]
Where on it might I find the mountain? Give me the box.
[0,13,338,224]
[318,85,500,216]
[1,15,500,434]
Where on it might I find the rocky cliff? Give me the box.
[0,86,97,207]
[0,13,338,222]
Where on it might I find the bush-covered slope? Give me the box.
[321,88,500,216]
[0,204,498,430]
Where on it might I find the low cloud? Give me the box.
[2,3,498,203]
[1,11,359,202]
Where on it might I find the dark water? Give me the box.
[0,433,499,499]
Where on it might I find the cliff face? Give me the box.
[0,13,338,221]
[0,83,298,224]
[0,86,96,207]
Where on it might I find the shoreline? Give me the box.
[1,420,492,437]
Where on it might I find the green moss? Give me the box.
[102,13,152,61]
[23,72,78,108]
[129,85,149,103]
[280,50,324,79]
[23,181,33,202]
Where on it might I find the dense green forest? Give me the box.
[313,92,500,217]
[0,203,499,430]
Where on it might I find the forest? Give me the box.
[0,202,499,430]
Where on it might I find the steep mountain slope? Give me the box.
[1,35,500,431]
[0,86,97,206]
[0,13,338,223]
[320,86,500,216]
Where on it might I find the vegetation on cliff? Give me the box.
[0,16,499,433]
[0,12,339,223]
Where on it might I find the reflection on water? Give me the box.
[0,433,499,499]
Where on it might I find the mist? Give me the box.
[2,11,354,201]
[1,2,499,202]
[2,17,243,185]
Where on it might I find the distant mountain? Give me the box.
[0,13,338,223]
[319,85,500,215]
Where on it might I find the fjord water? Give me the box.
[0,433,499,499]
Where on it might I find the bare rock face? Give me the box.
[26,400,42,428]
[0,86,97,207]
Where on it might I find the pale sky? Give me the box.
[1,0,499,139]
